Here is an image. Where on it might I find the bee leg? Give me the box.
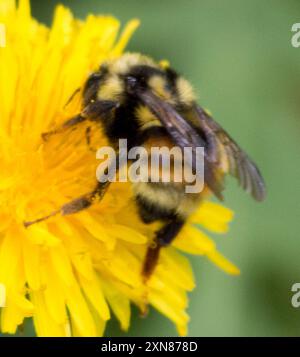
[42,100,119,141]
[85,126,96,152]
[23,181,110,228]
[142,218,184,280]
[60,180,110,216]
[60,149,125,216]
[42,114,87,141]
[24,152,123,227]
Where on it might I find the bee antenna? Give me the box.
[23,209,60,228]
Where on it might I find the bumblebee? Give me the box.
[25,53,266,278]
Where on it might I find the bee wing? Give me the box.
[193,105,266,201]
[135,88,225,199]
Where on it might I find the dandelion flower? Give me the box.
[0,0,239,337]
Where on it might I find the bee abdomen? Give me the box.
[133,182,201,223]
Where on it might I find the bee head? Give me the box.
[83,54,176,105]
[81,53,196,124]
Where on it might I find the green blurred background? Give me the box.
[20,0,300,336]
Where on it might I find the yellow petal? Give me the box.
[65,284,97,337]
[173,225,216,255]
[49,244,76,287]
[148,290,189,334]
[111,19,140,56]
[43,262,68,325]
[190,201,234,233]
[79,273,110,321]
[31,291,70,337]
[25,225,61,247]
[207,250,240,275]
[22,235,41,290]
[0,0,16,18]
[101,278,131,331]
[109,224,147,244]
